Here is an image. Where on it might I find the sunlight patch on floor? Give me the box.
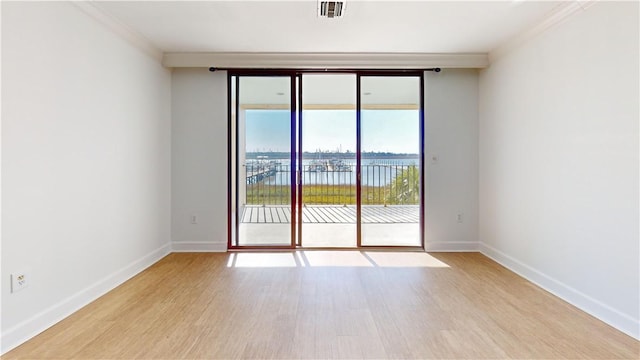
[299,251,374,267]
[227,251,450,268]
[364,252,450,268]
[227,252,297,267]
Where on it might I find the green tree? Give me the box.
[387,165,420,205]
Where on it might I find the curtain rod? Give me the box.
[208,67,441,73]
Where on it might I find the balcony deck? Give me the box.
[241,205,419,224]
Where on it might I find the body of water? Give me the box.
[247,158,419,186]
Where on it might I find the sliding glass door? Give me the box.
[233,75,296,247]
[359,76,422,246]
[299,74,357,247]
[230,71,423,249]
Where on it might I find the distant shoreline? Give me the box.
[246,151,419,160]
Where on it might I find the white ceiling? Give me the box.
[93,0,562,54]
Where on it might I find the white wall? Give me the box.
[171,70,478,251]
[1,2,172,352]
[171,69,228,251]
[479,2,639,338]
[424,69,479,251]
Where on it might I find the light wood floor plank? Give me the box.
[4,252,638,359]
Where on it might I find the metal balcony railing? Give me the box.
[244,161,419,206]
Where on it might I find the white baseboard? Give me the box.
[480,243,640,340]
[425,241,479,252]
[172,241,227,252]
[0,243,172,355]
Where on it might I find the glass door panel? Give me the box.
[237,76,294,247]
[300,74,357,247]
[360,76,422,246]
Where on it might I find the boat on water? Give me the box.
[308,159,328,172]
[307,158,352,172]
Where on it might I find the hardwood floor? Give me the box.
[4,252,639,359]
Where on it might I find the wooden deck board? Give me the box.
[317,207,340,223]
[301,208,311,223]
[334,206,357,222]
[242,205,419,224]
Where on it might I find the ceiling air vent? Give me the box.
[318,1,345,18]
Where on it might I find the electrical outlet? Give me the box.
[457,213,463,223]
[190,214,198,224]
[11,272,29,293]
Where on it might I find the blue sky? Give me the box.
[245,109,420,154]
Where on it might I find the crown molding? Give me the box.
[162,52,489,69]
[489,0,598,63]
[71,1,163,63]
[71,0,597,69]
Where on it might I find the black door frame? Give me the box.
[228,69,425,250]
